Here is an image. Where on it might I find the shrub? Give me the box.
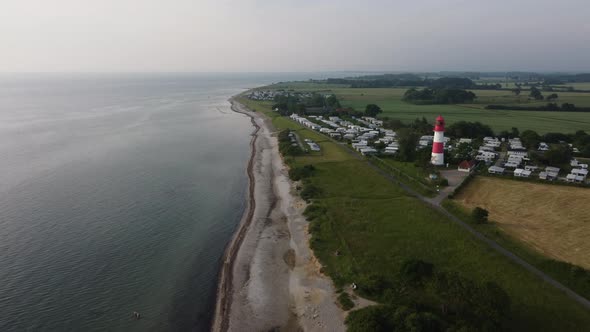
[345,306,393,332]
[279,142,303,156]
[400,259,434,284]
[300,184,322,200]
[404,312,443,332]
[338,292,355,311]
[357,274,389,297]
[472,207,489,224]
[288,164,315,181]
[432,272,510,329]
[303,204,327,220]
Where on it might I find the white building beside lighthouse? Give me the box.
[431,115,445,166]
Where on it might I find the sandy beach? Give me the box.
[211,99,346,332]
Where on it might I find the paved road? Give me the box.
[495,151,507,167]
[312,127,590,311]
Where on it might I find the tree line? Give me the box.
[272,93,341,115]
[345,259,511,331]
[327,76,501,90]
[486,103,590,112]
[403,88,476,104]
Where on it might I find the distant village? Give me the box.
[250,91,589,185]
[247,90,314,101]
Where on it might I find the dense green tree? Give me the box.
[428,77,476,89]
[300,183,322,200]
[520,130,541,149]
[288,164,315,181]
[308,93,325,107]
[396,128,420,162]
[365,104,383,117]
[472,207,489,224]
[543,145,572,165]
[358,274,389,296]
[433,272,510,329]
[400,259,434,284]
[511,87,521,96]
[446,121,494,138]
[382,118,406,130]
[452,142,474,162]
[572,131,590,154]
[403,88,476,104]
[411,116,433,134]
[404,312,443,332]
[414,147,434,167]
[529,86,544,100]
[561,102,576,111]
[325,95,341,108]
[434,88,476,104]
[543,132,570,143]
[345,306,393,332]
[498,130,511,139]
[546,93,559,101]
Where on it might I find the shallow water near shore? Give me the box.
[0,73,260,331]
[0,72,359,331]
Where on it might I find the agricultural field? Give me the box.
[453,177,590,269]
[569,82,590,90]
[264,82,590,133]
[238,96,590,331]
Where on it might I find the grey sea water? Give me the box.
[0,73,262,331]
[0,72,349,331]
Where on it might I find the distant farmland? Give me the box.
[269,82,590,133]
[453,177,590,269]
[335,87,590,134]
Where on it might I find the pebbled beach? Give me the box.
[211,99,345,332]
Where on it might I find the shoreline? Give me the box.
[211,98,346,331]
[211,98,261,332]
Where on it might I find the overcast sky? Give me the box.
[2,0,589,73]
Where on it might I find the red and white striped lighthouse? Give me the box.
[431,115,445,166]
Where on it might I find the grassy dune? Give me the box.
[238,96,590,331]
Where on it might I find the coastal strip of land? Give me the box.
[211,99,345,331]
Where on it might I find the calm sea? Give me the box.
[0,73,353,331]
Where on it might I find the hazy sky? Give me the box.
[2,0,589,72]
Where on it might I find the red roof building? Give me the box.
[458,160,476,172]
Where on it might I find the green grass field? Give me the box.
[262,82,590,133]
[238,96,590,331]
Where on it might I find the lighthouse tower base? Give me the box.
[431,153,444,166]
